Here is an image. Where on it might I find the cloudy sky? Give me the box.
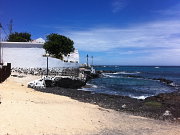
[1,0,180,65]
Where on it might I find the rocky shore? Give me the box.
[12,69,180,122]
[36,86,180,123]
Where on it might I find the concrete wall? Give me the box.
[2,42,79,68]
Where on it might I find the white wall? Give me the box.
[2,42,79,68]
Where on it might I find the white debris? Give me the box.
[28,78,45,89]
[122,104,127,109]
[163,110,172,116]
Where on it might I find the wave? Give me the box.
[102,71,141,78]
[113,71,141,75]
[77,88,90,91]
[168,82,180,88]
[130,95,150,99]
[102,74,118,78]
[78,88,151,100]
[86,83,98,88]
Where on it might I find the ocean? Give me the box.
[83,66,180,99]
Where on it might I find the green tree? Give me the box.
[43,33,74,60]
[8,32,31,42]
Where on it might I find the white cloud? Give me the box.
[60,3,180,65]
[112,0,127,13]
[67,20,180,52]
[154,3,180,16]
[64,19,180,65]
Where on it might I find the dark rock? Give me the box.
[54,78,86,89]
[100,70,117,73]
[152,78,173,85]
[127,75,145,79]
[45,80,53,87]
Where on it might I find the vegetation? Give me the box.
[8,32,31,42]
[43,33,74,60]
[144,101,162,108]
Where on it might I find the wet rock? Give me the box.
[127,75,145,79]
[152,78,173,85]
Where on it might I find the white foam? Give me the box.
[86,83,98,88]
[131,95,149,99]
[113,71,140,75]
[102,73,117,78]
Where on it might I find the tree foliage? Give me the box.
[8,32,31,42]
[43,33,74,60]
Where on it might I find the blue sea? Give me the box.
[82,66,180,99]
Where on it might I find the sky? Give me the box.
[1,0,180,65]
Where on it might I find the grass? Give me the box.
[144,101,162,108]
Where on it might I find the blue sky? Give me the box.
[1,0,180,65]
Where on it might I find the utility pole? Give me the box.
[47,56,49,76]
[86,54,89,67]
[0,23,2,64]
[43,52,50,76]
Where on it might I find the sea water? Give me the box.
[84,66,180,99]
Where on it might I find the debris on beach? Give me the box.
[163,110,172,116]
[28,78,45,89]
[121,104,127,109]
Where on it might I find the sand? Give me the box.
[0,74,180,135]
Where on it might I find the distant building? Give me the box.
[32,38,45,43]
[2,41,80,68]
[63,49,79,63]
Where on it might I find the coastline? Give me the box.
[0,74,180,134]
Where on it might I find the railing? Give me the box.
[11,67,87,81]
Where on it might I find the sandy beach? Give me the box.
[0,75,180,135]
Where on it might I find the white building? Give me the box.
[32,38,45,43]
[2,40,80,68]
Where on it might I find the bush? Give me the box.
[8,32,31,42]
